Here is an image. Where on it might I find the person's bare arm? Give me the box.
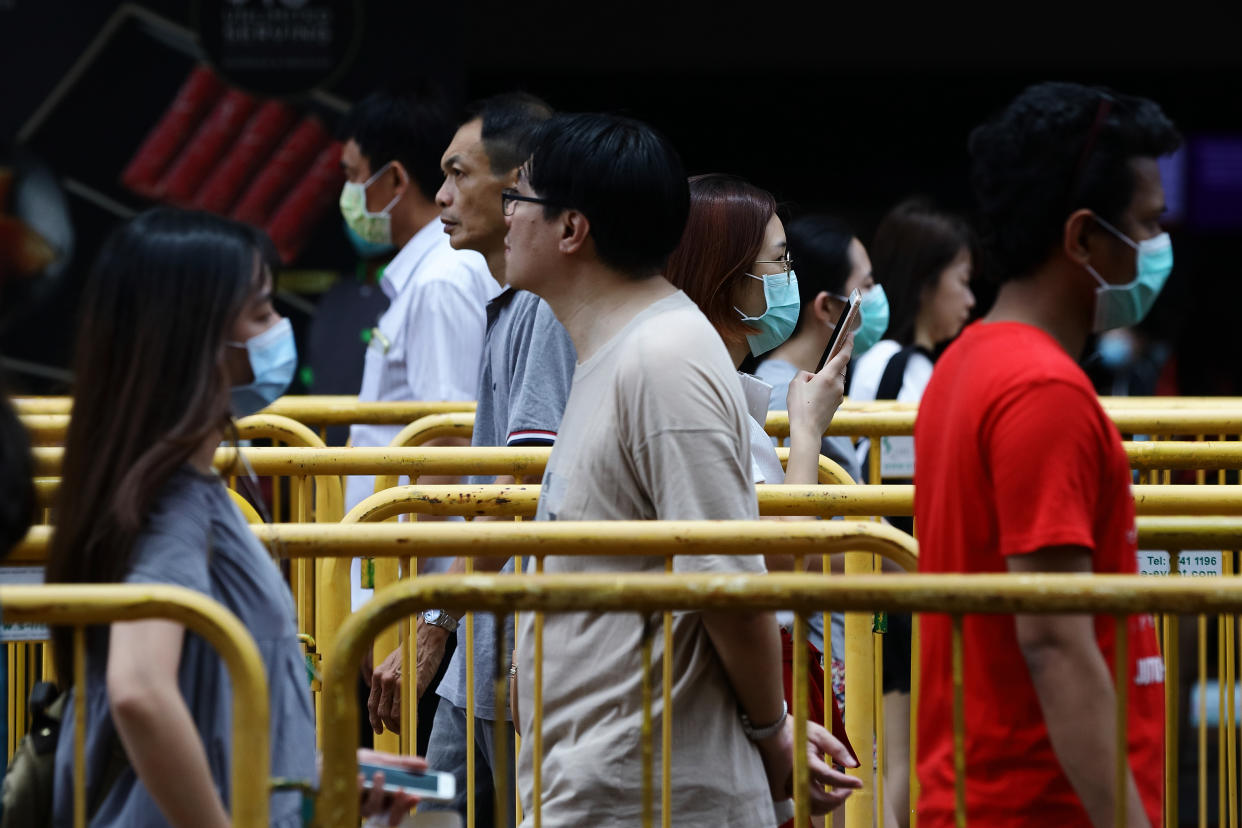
[107,620,231,828]
[700,611,860,814]
[368,472,532,733]
[1008,547,1150,828]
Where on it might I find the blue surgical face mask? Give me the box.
[735,270,801,356]
[1083,215,1173,333]
[853,284,889,357]
[228,317,297,418]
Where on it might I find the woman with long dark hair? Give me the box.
[46,208,420,827]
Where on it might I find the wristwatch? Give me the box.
[421,609,459,634]
[739,700,788,742]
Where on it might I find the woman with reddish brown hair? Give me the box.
[664,173,853,492]
[664,174,857,828]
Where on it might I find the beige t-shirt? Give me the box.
[516,291,773,828]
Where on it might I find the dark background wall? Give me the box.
[3,1,1241,394]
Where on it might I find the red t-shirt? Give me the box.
[913,321,1163,827]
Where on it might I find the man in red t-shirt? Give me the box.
[914,82,1180,827]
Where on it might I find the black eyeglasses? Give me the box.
[501,188,560,217]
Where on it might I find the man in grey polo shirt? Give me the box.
[367,92,574,826]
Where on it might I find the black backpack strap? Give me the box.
[873,345,932,533]
[875,345,937,402]
[876,346,914,402]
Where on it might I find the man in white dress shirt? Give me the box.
[338,92,499,571]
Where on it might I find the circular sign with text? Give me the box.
[194,0,362,97]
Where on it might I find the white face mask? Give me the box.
[339,162,402,249]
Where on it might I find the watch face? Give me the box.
[424,610,455,631]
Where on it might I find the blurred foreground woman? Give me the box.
[45,208,420,827]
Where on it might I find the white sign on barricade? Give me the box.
[1136,551,1223,577]
[880,435,915,478]
[0,567,49,641]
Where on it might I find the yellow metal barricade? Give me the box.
[313,571,1242,828]
[0,584,270,828]
[312,522,917,828]
[294,519,913,828]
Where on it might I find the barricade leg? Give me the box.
[1115,615,1130,828]
[641,614,655,828]
[1165,609,1179,827]
[951,616,965,828]
[316,557,354,750]
[794,609,810,827]
[1229,552,1239,828]
[1199,614,1208,828]
[909,612,920,828]
[662,556,673,828]
[373,555,401,755]
[844,542,876,828]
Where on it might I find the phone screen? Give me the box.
[358,762,453,798]
[816,289,862,372]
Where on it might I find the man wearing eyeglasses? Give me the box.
[502,113,860,827]
[914,83,1179,827]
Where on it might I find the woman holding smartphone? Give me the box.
[46,208,421,828]
[664,174,854,491]
[663,175,857,828]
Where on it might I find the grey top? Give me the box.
[437,288,575,720]
[753,358,850,664]
[53,468,316,828]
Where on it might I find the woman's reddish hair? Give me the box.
[664,173,777,344]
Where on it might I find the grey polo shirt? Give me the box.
[436,288,576,720]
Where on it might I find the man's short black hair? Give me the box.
[525,113,689,277]
[464,92,554,175]
[969,82,1181,283]
[339,91,457,202]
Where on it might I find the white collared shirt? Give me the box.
[345,219,499,604]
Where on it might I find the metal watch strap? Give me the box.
[740,700,788,742]
[422,609,458,633]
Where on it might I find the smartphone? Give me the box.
[358,761,456,803]
[816,288,862,372]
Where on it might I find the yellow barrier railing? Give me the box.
[764,405,1242,440]
[315,572,1242,828]
[20,400,1242,448]
[340,482,1242,524]
[25,442,1242,492]
[315,524,916,828]
[0,584,270,828]
[33,477,1242,527]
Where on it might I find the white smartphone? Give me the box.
[358,761,456,803]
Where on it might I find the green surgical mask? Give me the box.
[339,162,401,250]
